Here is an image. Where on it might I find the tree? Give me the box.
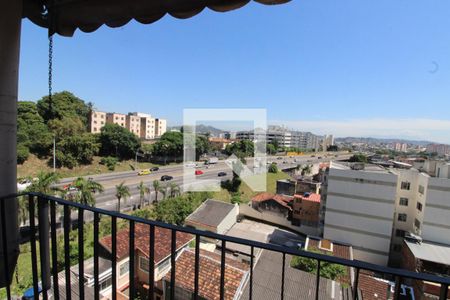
[17,144,30,164]
[349,153,368,163]
[268,163,278,173]
[290,249,347,281]
[26,171,60,194]
[100,156,118,171]
[169,182,180,198]
[36,91,91,128]
[56,133,100,168]
[17,101,53,157]
[115,182,130,212]
[152,180,161,204]
[225,140,254,158]
[160,184,168,200]
[137,181,150,208]
[266,143,277,155]
[72,177,104,206]
[301,165,312,176]
[99,123,141,159]
[152,131,183,163]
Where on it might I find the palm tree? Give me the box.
[17,196,29,226]
[152,180,161,204]
[160,184,168,200]
[73,177,104,206]
[115,182,130,212]
[137,181,150,208]
[26,171,60,194]
[169,182,180,198]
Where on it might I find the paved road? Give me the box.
[57,153,351,214]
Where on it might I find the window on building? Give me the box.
[398,213,407,222]
[139,257,149,273]
[121,117,124,120]
[93,127,97,132]
[401,181,411,190]
[99,277,112,291]
[94,114,97,117]
[418,185,425,195]
[396,229,406,237]
[415,219,421,229]
[399,197,409,206]
[101,121,104,125]
[417,202,423,212]
[115,117,118,120]
[119,261,129,276]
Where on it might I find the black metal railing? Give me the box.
[1,192,450,300]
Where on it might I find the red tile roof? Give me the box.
[359,271,390,300]
[294,193,321,203]
[252,193,293,210]
[164,249,249,300]
[100,224,193,264]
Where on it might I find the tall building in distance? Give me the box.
[89,110,167,140]
[236,125,324,151]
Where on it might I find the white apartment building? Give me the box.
[155,118,167,136]
[236,126,322,150]
[323,161,450,267]
[323,163,397,266]
[89,111,106,133]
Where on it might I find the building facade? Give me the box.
[89,110,166,139]
[89,111,107,133]
[323,161,450,267]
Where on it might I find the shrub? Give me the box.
[268,163,278,173]
[100,156,118,171]
[17,144,30,164]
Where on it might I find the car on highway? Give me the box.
[283,161,288,164]
[185,162,196,168]
[317,156,322,159]
[218,172,227,177]
[277,157,283,160]
[195,170,204,175]
[160,175,173,181]
[150,167,159,172]
[138,169,151,176]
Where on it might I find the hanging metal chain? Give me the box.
[48,35,53,103]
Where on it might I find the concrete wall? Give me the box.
[323,167,398,266]
[422,177,450,245]
[216,204,239,234]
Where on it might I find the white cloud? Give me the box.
[269,118,450,144]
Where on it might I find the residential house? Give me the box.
[99,224,193,299]
[163,248,249,300]
[251,193,293,219]
[402,238,450,299]
[185,199,238,244]
[292,193,321,228]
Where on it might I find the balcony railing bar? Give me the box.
[170,229,176,300]
[111,215,117,300]
[129,220,136,299]
[353,267,360,300]
[281,252,286,300]
[249,246,254,300]
[0,194,11,300]
[63,204,71,300]
[50,201,59,299]
[29,195,40,300]
[148,224,155,300]
[93,211,100,300]
[78,208,85,300]
[315,260,321,300]
[220,240,226,300]
[194,234,200,300]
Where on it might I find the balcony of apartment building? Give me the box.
[1,1,450,300]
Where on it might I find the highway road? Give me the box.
[55,153,351,214]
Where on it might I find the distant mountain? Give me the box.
[168,124,225,136]
[335,137,434,146]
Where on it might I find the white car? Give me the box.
[17,179,32,191]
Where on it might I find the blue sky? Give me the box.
[19,0,450,143]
